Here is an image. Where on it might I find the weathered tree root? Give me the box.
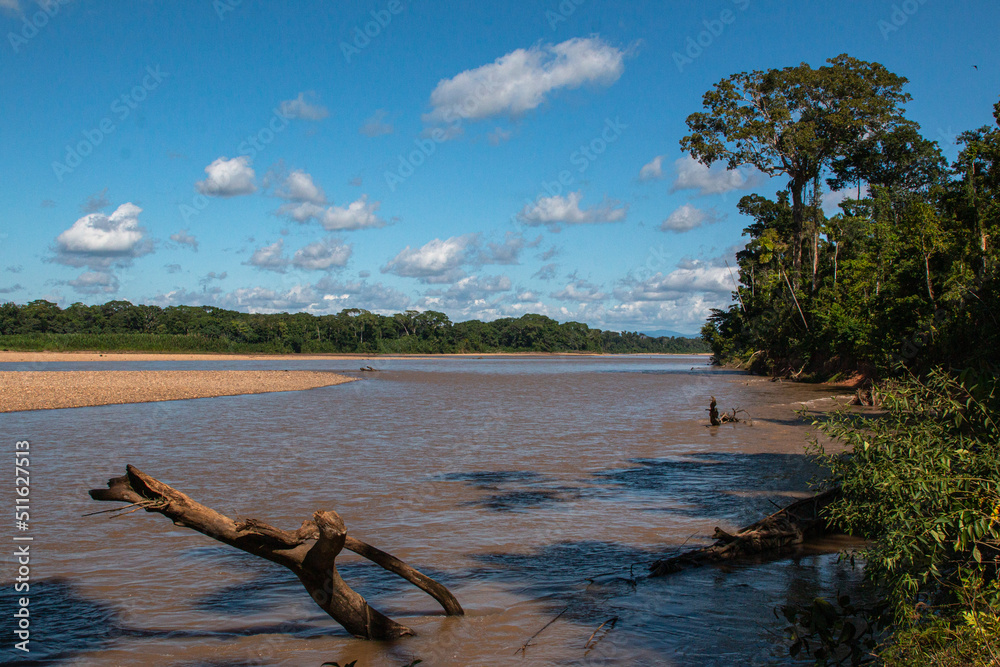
[89,465,463,639]
[649,488,841,577]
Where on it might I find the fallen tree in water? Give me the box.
[649,487,840,576]
[89,465,463,639]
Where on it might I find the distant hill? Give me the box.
[641,329,700,339]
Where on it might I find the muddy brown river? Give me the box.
[1,355,864,666]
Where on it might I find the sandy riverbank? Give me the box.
[0,370,355,412]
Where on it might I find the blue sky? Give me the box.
[1,0,996,333]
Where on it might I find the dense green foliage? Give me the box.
[685,55,1000,663]
[693,56,1000,378]
[0,300,706,355]
[797,370,1000,665]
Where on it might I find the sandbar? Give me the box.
[0,370,355,412]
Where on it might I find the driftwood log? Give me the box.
[89,465,463,639]
[649,488,840,577]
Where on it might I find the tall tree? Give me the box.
[681,54,911,287]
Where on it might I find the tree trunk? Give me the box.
[89,465,464,639]
[649,488,841,576]
[924,253,935,303]
[791,181,806,290]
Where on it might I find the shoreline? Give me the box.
[0,350,711,363]
[0,370,356,413]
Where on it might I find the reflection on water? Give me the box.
[0,355,862,665]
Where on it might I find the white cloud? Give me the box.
[552,278,607,302]
[245,240,290,273]
[196,156,256,197]
[54,202,152,268]
[67,271,119,295]
[293,237,352,271]
[279,91,329,121]
[479,232,538,265]
[359,109,393,137]
[423,37,625,125]
[0,0,20,13]
[671,155,762,196]
[278,195,386,231]
[639,155,664,181]
[278,169,327,205]
[382,234,477,284]
[315,277,411,312]
[517,191,627,230]
[822,184,869,215]
[170,230,198,250]
[422,274,513,309]
[660,204,724,233]
[614,264,732,302]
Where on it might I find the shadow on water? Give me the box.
[0,577,344,665]
[591,452,826,522]
[439,470,592,512]
[464,538,866,666]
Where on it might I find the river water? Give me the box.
[1,355,864,666]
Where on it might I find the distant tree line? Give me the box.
[0,300,707,355]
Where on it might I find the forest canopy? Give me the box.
[0,299,707,355]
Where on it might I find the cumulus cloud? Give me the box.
[245,240,290,273]
[552,278,607,302]
[0,283,23,294]
[479,232,538,265]
[359,109,394,137]
[277,169,327,205]
[68,271,119,295]
[639,155,664,181]
[660,204,724,233]
[293,237,352,271]
[423,37,625,125]
[278,195,386,231]
[517,191,627,230]
[53,202,152,269]
[279,91,329,121]
[422,274,513,309]
[170,230,199,250]
[382,234,477,284]
[671,155,763,196]
[150,285,321,314]
[315,277,411,312]
[614,263,732,302]
[196,156,256,197]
